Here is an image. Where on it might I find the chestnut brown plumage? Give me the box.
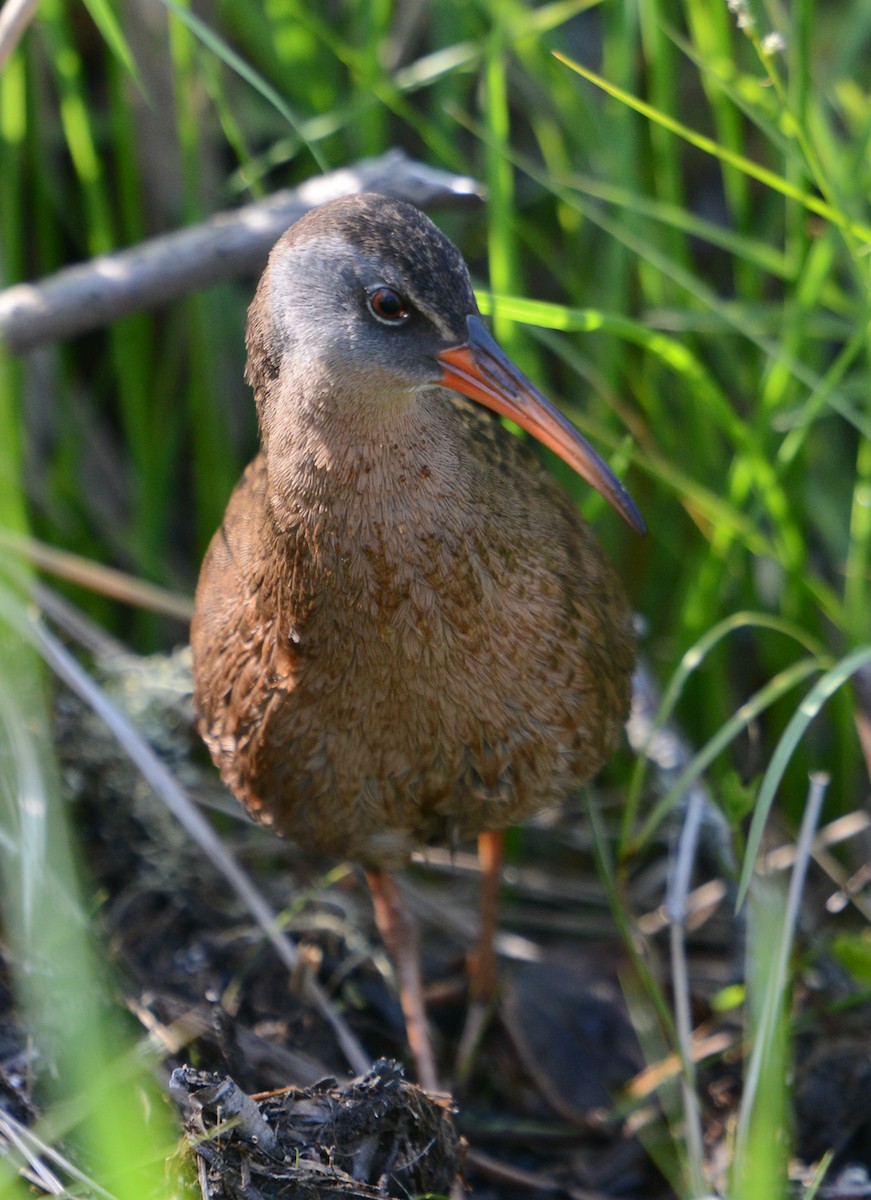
[191,194,642,1090]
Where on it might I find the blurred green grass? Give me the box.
[2,0,868,819]
[1,0,870,1195]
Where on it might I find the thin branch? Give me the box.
[0,0,39,72]
[0,529,194,622]
[0,151,481,352]
[32,582,129,658]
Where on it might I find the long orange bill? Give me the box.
[437,314,645,535]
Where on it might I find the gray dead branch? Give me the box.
[0,151,482,353]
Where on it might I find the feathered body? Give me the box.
[191,194,635,869]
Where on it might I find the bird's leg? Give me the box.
[455,829,504,1080]
[468,828,504,1000]
[365,867,439,1092]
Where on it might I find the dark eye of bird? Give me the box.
[366,286,410,325]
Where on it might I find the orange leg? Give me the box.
[455,829,504,1079]
[366,867,439,1092]
[467,828,504,1000]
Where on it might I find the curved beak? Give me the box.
[437,315,645,535]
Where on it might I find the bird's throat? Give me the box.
[263,385,463,532]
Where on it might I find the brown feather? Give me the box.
[192,397,633,866]
[191,195,635,868]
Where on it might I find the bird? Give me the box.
[191,192,643,1092]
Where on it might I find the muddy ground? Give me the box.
[2,646,870,1198]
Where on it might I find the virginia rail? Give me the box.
[191,194,643,1091]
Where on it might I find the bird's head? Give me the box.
[246,193,644,533]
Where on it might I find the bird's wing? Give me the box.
[191,453,303,743]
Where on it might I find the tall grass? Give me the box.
[1,1,869,1195]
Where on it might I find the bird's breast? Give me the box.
[194,404,634,865]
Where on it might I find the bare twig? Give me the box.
[31,582,129,658]
[763,807,871,922]
[0,151,482,352]
[0,528,194,622]
[170,1068,281,1158]
[0,0,38,72]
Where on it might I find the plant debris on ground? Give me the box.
[1,649,869,1197]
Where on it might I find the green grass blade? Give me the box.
[553,51,871,246]
[160,0,328,173]
[630,656,822,854]
[737,646,871,908]
[732,774,829,1197]
[80,0,140,84]
[621,612,825,846]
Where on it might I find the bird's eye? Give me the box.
[366,286,410,325]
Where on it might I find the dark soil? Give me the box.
[2,646,871,1199]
